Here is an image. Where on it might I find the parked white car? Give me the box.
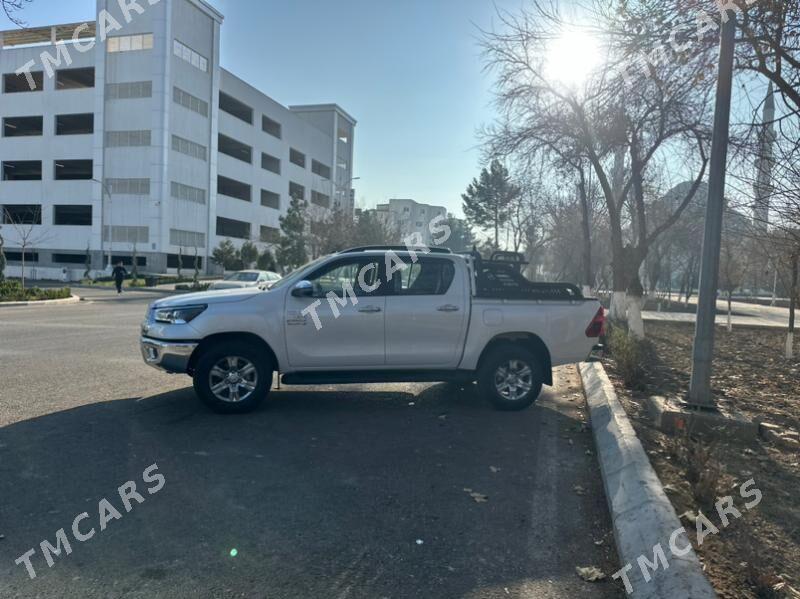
[207,270,281,291]
[141,247,604,414]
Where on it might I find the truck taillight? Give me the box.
[585,307,606,338]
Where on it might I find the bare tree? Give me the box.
[480,1,712,336]
[1,205,51,291]
[1,0,32,26]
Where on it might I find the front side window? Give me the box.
[390,259,456,296]
[307,259,382,298]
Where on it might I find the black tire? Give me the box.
[478,345,544,411]
[192,341,273,414]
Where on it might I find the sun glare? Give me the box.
[545,29,601,89]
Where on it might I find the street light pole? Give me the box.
[92,178,113,271]
[687,15,737,407]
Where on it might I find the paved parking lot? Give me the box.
[0,288,621,598]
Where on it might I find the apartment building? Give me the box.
[0,0,356,278]
[371,199,447,245]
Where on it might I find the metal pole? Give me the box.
[687,15,736,407]
[93,179,113,271]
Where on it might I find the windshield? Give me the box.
[225,272,259,282]
[267,256,331,291]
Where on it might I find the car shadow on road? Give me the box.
[0,383,621,598]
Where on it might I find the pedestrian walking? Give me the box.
[112,262,128,294]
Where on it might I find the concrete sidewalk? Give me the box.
[642,310,786,330]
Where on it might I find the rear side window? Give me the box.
[391,259,455,296]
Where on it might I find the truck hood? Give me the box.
[153,287,263,309]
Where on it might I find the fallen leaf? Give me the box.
[463,488,489,503]
[594,539,604,546]
[573,485,586,496]
[576,566,606,582]
[490,466,501,474]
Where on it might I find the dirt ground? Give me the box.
[602,321,800,599]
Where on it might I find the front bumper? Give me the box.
[140,337,199,374]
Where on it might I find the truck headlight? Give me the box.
[154,305,207,325]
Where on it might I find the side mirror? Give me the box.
[291,280,314,298]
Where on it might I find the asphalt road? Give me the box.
[0,288,621,598]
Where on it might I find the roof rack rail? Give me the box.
[341,245,453,254]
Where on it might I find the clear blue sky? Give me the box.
[6,0,527,216]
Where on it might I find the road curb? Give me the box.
[579,361,716,598]
[0,294,82,308]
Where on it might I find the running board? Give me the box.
[281,370,476,386]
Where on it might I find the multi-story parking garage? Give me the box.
[0,0,356,278]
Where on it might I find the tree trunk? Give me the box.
[577,171,593,296]
[21,250,26,292]
[787,253,798,359]
[626,261,646,339]
[727,292,733,332]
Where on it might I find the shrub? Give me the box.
[0,280,71,302]
[607,325,653,389]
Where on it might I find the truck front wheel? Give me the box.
[478,345,543,411]
[193,342,273,414]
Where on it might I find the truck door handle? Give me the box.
[358,306,382,313]
[437,304,460,312]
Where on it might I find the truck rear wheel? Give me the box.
[478,345,543,411]
[193,342,273,414]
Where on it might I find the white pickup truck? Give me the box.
[141,247,604,413]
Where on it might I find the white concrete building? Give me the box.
[371,199,447,245]
[0,0,356,279]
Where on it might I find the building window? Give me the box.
[54,205,92,226]
[172,135,207,161]
[261,189,280,210]
[218,134,252,164]
[53,253,86,265]
[170,229,206,248]
[219,92,253,124]
[107,81,152,99]
[3,116,43,137]
[168,253,200,269]
[107,33,154,53]
[311,191,330,209]
[56,67,95,90]
[108,178,150,195]
[2,204,41,224]
[106,130,151,147]
[261,152,280,174]
[5,251,38,263]
[103,226,149,243]
[171,181,206,204]
[289,148,306,168]
[311,160,331,179]
[3,71,43,93]
[112,255,147,267]
[289,182,305,201]
[56,113,94,135]
[55,160,93,180]
[173,39,208,72]
[216,216,250,240]
[260,226,280,243]
[217,175,251,202]
[173,86,208,116]
[262,115,281,138]
[338,128,350,144]
[2,161,42,181]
